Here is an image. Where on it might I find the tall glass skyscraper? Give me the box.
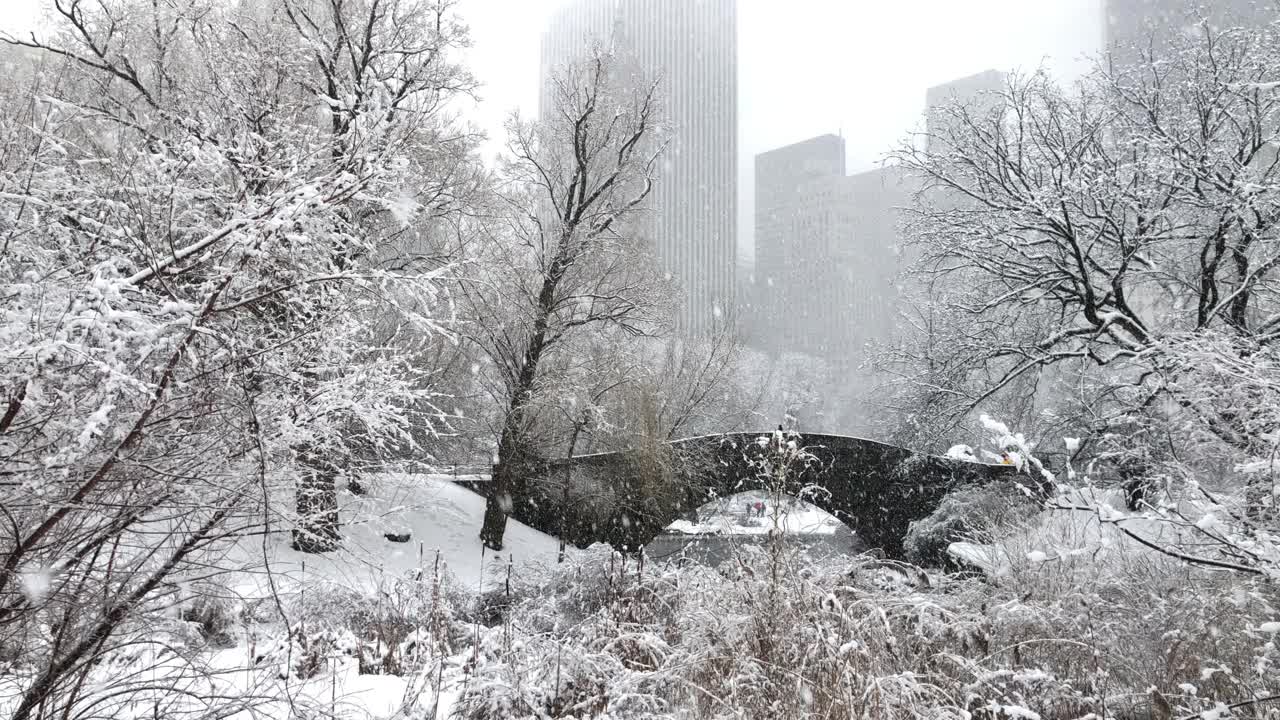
[540,0,738,336]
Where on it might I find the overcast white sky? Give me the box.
[0,0,1102,260]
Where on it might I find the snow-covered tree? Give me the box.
[889,21,1280,490]
[462,49,668,551]
[599,321,748,445]
[0,0,474,715]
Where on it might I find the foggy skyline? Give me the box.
[0,0,1103,261]
[469,0,1102,265]
[541,0,738,336]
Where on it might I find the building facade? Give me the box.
[752,134,909,384]
[924,69,1006,156]
[753,134,846,356]
[540,0,738,336]
[1103,0,1273,64]
[745,67,1012,431]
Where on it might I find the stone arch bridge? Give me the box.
[483,432,1029,560]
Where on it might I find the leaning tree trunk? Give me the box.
[480,421,524,551]
[481,360,545,550]
[480,254,565,550]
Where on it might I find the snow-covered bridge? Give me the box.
[491,431,1027,560]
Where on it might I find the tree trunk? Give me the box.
[481,415,531,551]
[480,238,570,550]
[558,423,584,562]
[293,451,341,553]
[480,446,515,551]
[479,494,508,551]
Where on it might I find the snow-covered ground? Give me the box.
[2,475,566,720]
[227,473,566,600]
[199,481,843,718]
[5,644,459,720]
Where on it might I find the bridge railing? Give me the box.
[436,465,492,481]
[373,464,492,481]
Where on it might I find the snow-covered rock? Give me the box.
[946,444,980,463]
[947,541,1013,577]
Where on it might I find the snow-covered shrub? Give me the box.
[671,548,971,719]
[453,535,974,718]
[443,508,1280,720]
[512,545,682,634]
[457,637,651,720]
[904,483,1038,568]
[281,628,349,680]
[471,554,561,627]
[945,417,1280,717]
[178,594,239,649]
[959,668,1088,720]
[454,548,694,718]
[286,562,468,677]
[970,551,1280,718]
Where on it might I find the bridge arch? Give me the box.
[671,489,849,534]
[507,431,1023,561]
[650,490,857,564]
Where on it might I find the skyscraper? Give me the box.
[924,69,1005,156]
[540,0,738,336]
[751,135,909,431]
[753,134,847,355]
[1103,0,1273,64]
